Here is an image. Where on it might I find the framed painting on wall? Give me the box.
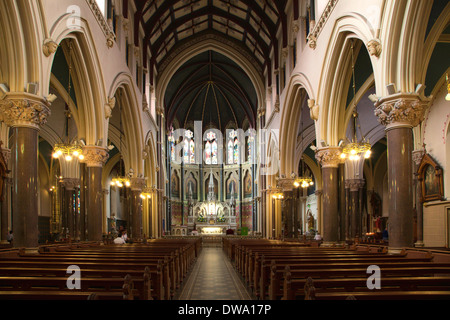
[418,153,444,202]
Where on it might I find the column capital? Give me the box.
[345,179,365,192]
[0,93,51,129]
[412,149,425,167]
[82,146,109,167]
[130,177,146,192]
[276,177,295,192]
[374,93,429,130]
[61,178,80,190]
[314,189,323,197]
[315,147,342,168]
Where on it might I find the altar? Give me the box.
[187,172,237,235]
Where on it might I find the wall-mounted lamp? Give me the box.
[446,74,450,101]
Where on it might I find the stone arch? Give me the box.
[108,79,145,175]
[318,29,377,146]
[44,15,107,147]
[279,77,314,176]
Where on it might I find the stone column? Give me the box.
[278,178,296,238]
[82,146,109,242]
[1,148,11,244]
[314,190,323,235]
[374,94,428,254]
[61,178,80,239]
[345,179,365,240]
[130,177,146,241]
[315,147,342,246]
[79,162,87,241]
[0,93,51,248]
[412,149,425,247]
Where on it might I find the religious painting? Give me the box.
[418,153,444,202]
[185,174,198,200]
[171,171,180,198]
[244,171,252,198]
[226,178,238,200]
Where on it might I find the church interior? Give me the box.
[0,0,450,302]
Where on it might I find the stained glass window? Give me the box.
[205,131,217,165]
[184,130,194,164]
[228,130,239,164]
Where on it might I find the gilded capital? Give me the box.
[276,177,295,192]
[0,93,51,129]
[130,177,146,192]
[61,178,80,190]
[315,147,342,168]
[374,94,428,129]
[82,146,109,167]
[345,179,365,192]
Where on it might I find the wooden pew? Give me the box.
[269,263,450,300]
[284,273,450,300]
[303,277,450,300]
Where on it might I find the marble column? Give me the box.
[412,149,425,247]
[345,179,365,240]
[374,94,428,254]
[130,177,146,241]
[315,190,323,235]
[315,147,342,246]
[62,178,79,239]
[0,93,51,248]
[79,162,87,241]
[1,148,11,244]
[278,178,296,238]
[82,146,109,242]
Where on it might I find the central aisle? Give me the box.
[175,246,253,300]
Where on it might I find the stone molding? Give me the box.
[307,0,339,49]
[82,146,109,168]
[0,93,51,129]
[315,147,342,168]
[374,94,429,129]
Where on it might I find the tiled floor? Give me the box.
[175,246,253,300]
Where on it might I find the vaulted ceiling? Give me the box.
[132,0,288,131]
[133,0,288,78]
[165,50,257,130]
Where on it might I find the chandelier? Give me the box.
[294,112,314,189]
[52,39,84,162]
[340,39,371,161]
[110,89,130,188]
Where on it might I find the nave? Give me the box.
[1,237,450,301]
[174,246,253,300]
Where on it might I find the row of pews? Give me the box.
[0,238,201,300]
[223,238,450,300]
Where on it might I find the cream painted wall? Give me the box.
[423,84,450,199]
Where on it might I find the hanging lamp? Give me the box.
[340,39,372,161]
[110,89,131,188]
[52,39,84,162]
[294,116,314,188]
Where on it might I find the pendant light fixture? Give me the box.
[294,114,314,188]
[340,39,371,161]
[110,89,131,188]
[52,39,84,162]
